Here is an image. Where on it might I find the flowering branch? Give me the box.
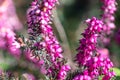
[74,17,115,80]
[26,0,70,79]
[0,0,22,58]
[100,0,117,45]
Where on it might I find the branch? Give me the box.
[52,8,77,70]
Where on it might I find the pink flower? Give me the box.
[75,17,115,80]
[100,0,117,44]
[0,0,22,30]
[26,0,70,79]
[57,65,71,80]
[76,17,103,66]
[0,0,22,58]
[73,75,92,80]
[97,48,109,58]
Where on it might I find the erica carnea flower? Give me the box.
[100,0,117,44]
[74,17,115,80]
[26,0,70,79]
[73,57,115,80]
[57,65,71,80]
[76,17,103,66]
[85,57,115,79]
[73,75,91,80]
[0,0,22,30]
[0,0,22,57]
[101,0,117,30]
[97,48,109,58]
[27,0,62,60]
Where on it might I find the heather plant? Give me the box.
[0,0,22,58]
[73,17,115,80]
[100,0,117,45]
[0,0,120,80]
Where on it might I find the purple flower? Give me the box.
[73,75,92,80]
[85,56,115,79]
[57,65,71,80]
[75,17,115,80]
[0,0,22,30]
[76,17,103,66]
[97,48,109,58]
[0,25,21,58]
[0,0,22,58]
[27,0,63,61]
[26,0,70,79]
[100,0,117,44]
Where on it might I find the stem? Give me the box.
[52,8,77,70]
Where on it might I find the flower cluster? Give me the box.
[27,0,62,60]
[57,65,71,80]
[73,75,91,80]
[26,0,70,79]
[97,48,109,58]
[76,17,103,66]
[75,17,115,80]
[73,57,115,80]
[101,0,117,44]
[0,0,22,57]
[85,57,115,79]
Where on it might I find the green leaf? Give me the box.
[98,75,104,80]
[113,68,120,80]
[113,68,120,76]
[0,63,9,70]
